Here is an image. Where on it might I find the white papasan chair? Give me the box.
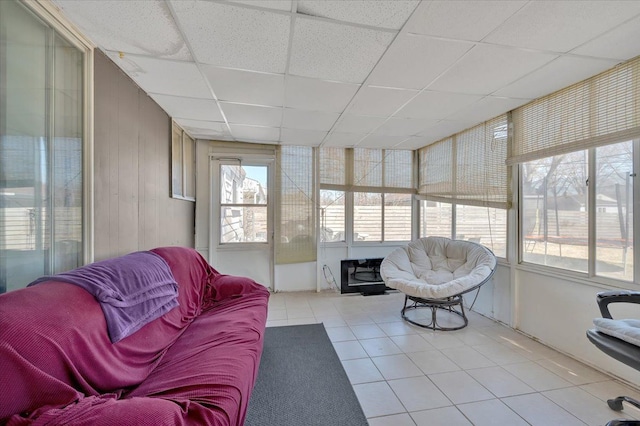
[381,236,497,331]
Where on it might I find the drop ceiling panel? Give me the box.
[333,114,387,134]
[323,132,366,147]
[405,0,527,42]
[494,56,620,99]
[375,118,437,137]
[229,125,280,142]
[54,0,191,60]
[175,118,233,140]
[219,102,283,127]
[172,1,290,73]
[428,44,558,95]
[282,109,340,131]
[289,16,395,83]
[280,128,328,146]
[105,52,211,99]
[484,1,640,53]
[348,86,418,116]
[227,0,293,12]
[201,66,284,107]
[396,91,483,120]
[357,134,408,148]
[150,94,224,122]
[446,96,529,124]
[572,15,640,60]
[297,0,419,30]
[284,76,359,112]
[367,34,473,90]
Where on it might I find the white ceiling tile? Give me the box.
[174,118,232,140]
[405,1,527,42]
[172,0,290,73]
[104,52,211,99]
[280,128,328,146]
[334,114,386,134]
[446,96,529,124]
[572,15,640,60]
[484,1,640,53]
[289,16,395,83]
[285,76,359,112]
[150,94,224,121]
[229,125,280,142]
[227,0,292,12]
[395,91,483,120]
[428,44,557,95]
[219,102,283,127]
[297,1,419,30]
[375,117,439,137]
[55,0,191,60]
[282,109,340,131]
[322,132,366,147]
[494,56,620,99]
[201,66,284,107]
[357,134,408,148]
[367,34,473,90]
[348,86,418,116]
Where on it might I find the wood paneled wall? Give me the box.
[93,50,194,260]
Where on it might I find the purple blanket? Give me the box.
[29,251,179,343]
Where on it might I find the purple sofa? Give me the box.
[0,247,269,425]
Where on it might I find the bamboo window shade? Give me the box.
[418,115,510,209]
[509,56,640,165]
[275,145,316,264]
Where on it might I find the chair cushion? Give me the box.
[380,237,496,299]
[594,318,640,347]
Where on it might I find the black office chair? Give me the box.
[587,291,640,426]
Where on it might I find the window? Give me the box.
[171,121,195,201]
[417,116,509,258]
[319,147,414,244]
[419,201,507,258]
[522,152,589,272]
[419,200,452,239]
[596,142,634,281]
[456,205,507,258]
[520,141,637,280]
[320,190,345,242]
[219,164,268,243]
[0,0,87,293]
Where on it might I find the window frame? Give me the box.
[171,121,196,202]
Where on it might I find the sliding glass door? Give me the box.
[0,0,84,293]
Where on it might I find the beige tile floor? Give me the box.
[266,290,640,426]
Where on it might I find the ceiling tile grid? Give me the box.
[53,0,640,148]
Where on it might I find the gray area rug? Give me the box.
[245,323,368,426]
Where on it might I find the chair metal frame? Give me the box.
[399,266,496,331]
